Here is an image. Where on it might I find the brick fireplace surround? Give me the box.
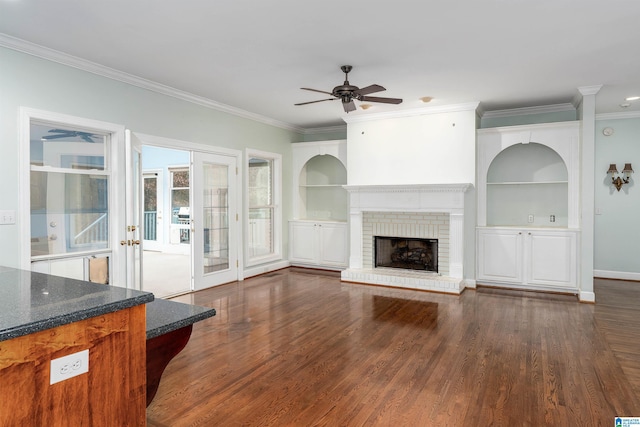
[341,184,472,294]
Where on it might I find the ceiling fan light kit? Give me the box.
[295,65,403,113]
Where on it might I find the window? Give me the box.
[29,122,110,257]
[170,167,190,244]
[246,150,281,266]
[24,113,121,285]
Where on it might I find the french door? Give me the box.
[125,130,143,290]
[193,151,238,290]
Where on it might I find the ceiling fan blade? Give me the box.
[301,87,334,96]
[360,96,403,105]
[42,134,73,140]
[343,100,357,113]
[295,98,336,106]
[354,84,386,96]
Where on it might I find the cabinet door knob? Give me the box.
[518,232,522,235]
[528,232,532,235]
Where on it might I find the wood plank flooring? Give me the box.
[147,269,640,426]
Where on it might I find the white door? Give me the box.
[318,222,348,267]
[289,221,318,264]
[142,171,163,251]
[526,230,577,288]
[125,130,143,290]
[193,152,238,290]
[477,228,523,284]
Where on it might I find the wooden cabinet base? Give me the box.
[146,325,192,406]
[0,305,146,427]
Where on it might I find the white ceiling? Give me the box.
[1,0,639,130]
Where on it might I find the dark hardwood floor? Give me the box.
[147,269,640,426]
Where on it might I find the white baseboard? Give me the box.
[463,279,477,289]
[579,291,596,303]
[243,260,290,279]
[593,270,640,282]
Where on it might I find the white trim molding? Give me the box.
[1,33,304,133]
[594,270,640,282]
[596,111,640,120]
[480,103,576,119]
[342,102,480,124]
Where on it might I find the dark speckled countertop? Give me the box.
[0,266,153,342]
[146,298,216,339]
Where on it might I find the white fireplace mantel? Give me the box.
[342,183,472,294]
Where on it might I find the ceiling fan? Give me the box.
[41,129,98,142]
[295,65,403,113]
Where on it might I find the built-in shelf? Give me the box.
[291,140,348,269]
[476,122,581,293]
[293,140,347,222]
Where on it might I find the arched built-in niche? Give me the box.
[486,143,568,227]
[298,154,347,221]
[476,122,580,228]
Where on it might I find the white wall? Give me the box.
[346,108,477,185]
[594,116,640,279]
[0,46,299,269]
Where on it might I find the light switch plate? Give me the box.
[50,349,89,384]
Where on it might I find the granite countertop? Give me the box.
[0,266,154,342]
[146,298,216,340]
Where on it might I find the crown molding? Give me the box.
[302,124,347,135]
[596,111,640,120]
[342,102,480,124]
[0,33,305,133]
[481,103,576,119]
[578,85,603,96]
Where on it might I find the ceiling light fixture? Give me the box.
[625,96,640,101]
[420,96,433,103]
[620,103,631,108]
[360,104,373,110]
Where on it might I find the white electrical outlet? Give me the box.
[0,210,16,225]
[527,214,534,223]
[50,349,89,384]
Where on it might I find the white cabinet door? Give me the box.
[289,221,318,264]
[477,228,523,283]
[289,221,348,269]
[477,228,578,291]
[526,230,577,287]
[317,222,348,267]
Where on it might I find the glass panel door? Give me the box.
[193,152,237,290]
[143,172,163,251]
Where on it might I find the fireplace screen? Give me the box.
[374,236,438,273]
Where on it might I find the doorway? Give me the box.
[140,146,191,297]
[136,140,240,297]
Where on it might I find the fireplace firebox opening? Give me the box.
[374,236,438,273]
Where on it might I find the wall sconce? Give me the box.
[607,163,634,191]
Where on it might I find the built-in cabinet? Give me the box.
[476,122,581,292]
[290,140,348,269]
[289,220,348,268]
[477,227,578,291]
